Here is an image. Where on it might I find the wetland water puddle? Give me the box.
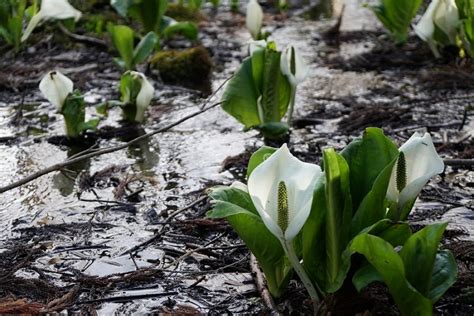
[0,0,472,313]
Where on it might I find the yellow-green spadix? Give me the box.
[39,70,73,111]
[22,0,82,42]
[387,132,445,208]
[247,144,322,241]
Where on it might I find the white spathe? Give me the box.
[230,181,249,193]
[248,39,267,55]
[387,132,445,208]
[414,0,459,56]
[39,70,74,111]
[246,0,263,40]
[22,0,82,42]
[128,71,155,123]
[280,45,308,87]
[248,144,322,241]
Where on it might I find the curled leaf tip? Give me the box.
[396,152,407,192]
[277,181,289,233]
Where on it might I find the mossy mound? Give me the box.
[151,46,213,90]
[165,4,204,23]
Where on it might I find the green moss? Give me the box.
[166,4,204,23]
[151,46,213,90]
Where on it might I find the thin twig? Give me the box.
[120,196,208,256]
[0,103,221,194]
[58,23,107,48]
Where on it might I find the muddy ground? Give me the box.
[0,1,473,314]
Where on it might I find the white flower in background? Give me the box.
[248,144,322,241]
[22,0,82,42]
[280,45,308,87]
[39,70,74,111]
[413,0,460,57]
[246,0,263,40]
[387,132,445,209]
[124,71,155,123]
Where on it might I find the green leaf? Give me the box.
[350,233,433,316]
[163,21,198,40]
[111,0,135,17]
[368,0,423,43]
[341,127,398,213]
[207,185,292,297]
[428,250,458,302]
[246,146,276,178]
[352,263,383,292]
[78,119,100,132]
[108,24,135,70]
[399,223,448,297]
[129,0,168,34]
[62,92,87,139]
[258,122,289,140]
[221,56,261,128]
[133,31,159,65]
[323,148,352,288]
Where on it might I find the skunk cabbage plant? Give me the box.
[414,0,460,58]
[108,24,159,70]
[456,0,474,57]
[246,0,263,40]
[368,0,422,43]
[280,45,308,125]
[221,41,292,140]
[119,71,155,123]
[0,0,28,52]
[208,128,455,315]
[386,132,444,220]
[40,71,98,139]
[22,0,82,42]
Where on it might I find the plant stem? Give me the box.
[287,85,297,126]
[281,239,321,307]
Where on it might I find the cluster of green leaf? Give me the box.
[367,0,423,44]
[221,41,292,140]
[109,0,199,70]
[208,128,457,315]
[0,0,30,52]
[61,91,100,139]
[108,24,158,70]
[456,0,474,57]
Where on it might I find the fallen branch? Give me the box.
[58,23,107,48]
[0,103,221,194]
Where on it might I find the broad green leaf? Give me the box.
[78,119,99,132]
[120,71,141,120]
[129,0,168,34]
[361,219,412,247]
[62,92,87,139]
[350,159,396,236]
[399,223,448,297]
[352,263,383,292]
[207,185,292,297]
[132,31,159,65]
[258,122,289,140]
[323,148,352,287]
[246,146,276,178]
[221,56,261,128]
[111,0,135,17]
[108,24,135,70]
[369,0,423,43]
[350,233,433,316]
[428,250,457,302]
[163,21,198,40]
[341,127,398,212]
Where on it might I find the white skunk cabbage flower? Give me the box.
[248,144,322,241]
[280,45,308,87]
[413,0,459,57]
[246,0,263,40]
[387,132,445,209]
[127,71,155,123]
[22,0,82,42]
[39,70,74,111]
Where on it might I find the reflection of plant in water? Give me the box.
[208,128,455,315]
